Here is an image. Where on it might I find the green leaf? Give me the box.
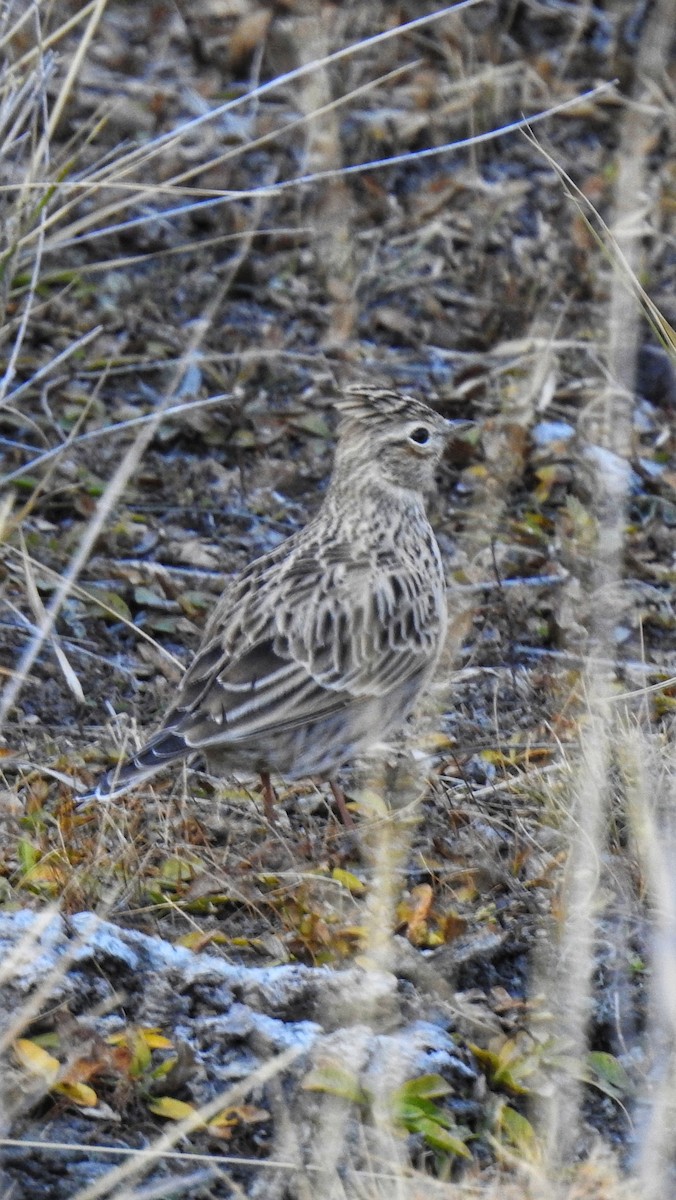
[397,1074,453,1101]
[585,1051,632,1098]
[469,1038,537,1094]
[158,855,198,884]
[17,839,39,873]
[93,590,132,621]
[302,1065,367,1105]
[498,1105,540,1162]
[410,1116,471,1158]
[133,586,173,609]
[146,616,179,633]
[56,1079,98,1107]
[14,1038,60,1085]
[331,868,365,894]
[148,1096,201,1122]
[151,1056,179,1080]
[397,1097,447,1124]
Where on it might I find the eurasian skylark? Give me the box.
[87,386,468,825]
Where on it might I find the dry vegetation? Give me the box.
[0,0,675,1197]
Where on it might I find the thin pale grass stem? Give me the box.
[3,5,480,256]
[0,1138,487,1190]
[8,7,48,206]
[0,215,45,406]
[0,1,98,71]
[79,1,484,185]
[64,346,322,382]
[456,574,566,591]
[524,130,676,352]
[536,468,633,1165]
[0,57,54,162]
[536,703,609,1175]
[43,0,109,145]
[2,519,183,669]
[595,676,676,703]
[1,390,233,486]
[140,58,422,198]
[0,324,102,411]
[22,80,616,258]
[0,1,37,54]
[310,764,424,1192]
[17,224,314,282]
[533,21,655,1166]
[627,734,676,1199]
[28,106,125,240]
[513,644,675,681]
[69,1046,303,1200]
[18,529,84,701]
[95,79,615,200]
[0,759,90,788]
[609,0,676,1141]
[0,185,271,729]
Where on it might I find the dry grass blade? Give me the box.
[0,1,99,73]
[69,1046,303,1200]
[1,390,233,487]
[524,128,676,356]
[2,499,183,669]
[4,2,484,265]
[78,0,485,185]
[18,530,84,702]
[11,80,618,262]
[0,325,102,411]
[44,0,109,143]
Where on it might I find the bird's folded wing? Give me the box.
[155,555,443,750]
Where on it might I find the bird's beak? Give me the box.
[444,418,475,437]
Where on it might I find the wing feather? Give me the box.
[156,538,445,752]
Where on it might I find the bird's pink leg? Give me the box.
[260,772,278,824]
[330,779,355,828]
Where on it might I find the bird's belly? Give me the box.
[204,674,426,781]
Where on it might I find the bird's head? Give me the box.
[333,384,470,495]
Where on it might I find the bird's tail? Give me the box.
[77,729,190,807]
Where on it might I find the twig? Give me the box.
[1,391,234,487]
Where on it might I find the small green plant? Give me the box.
[303,1066,471,1160]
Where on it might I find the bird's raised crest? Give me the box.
[334,384,445,426]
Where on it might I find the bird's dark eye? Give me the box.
[409,426,430,445]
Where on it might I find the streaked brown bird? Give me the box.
[85,386,468,825]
